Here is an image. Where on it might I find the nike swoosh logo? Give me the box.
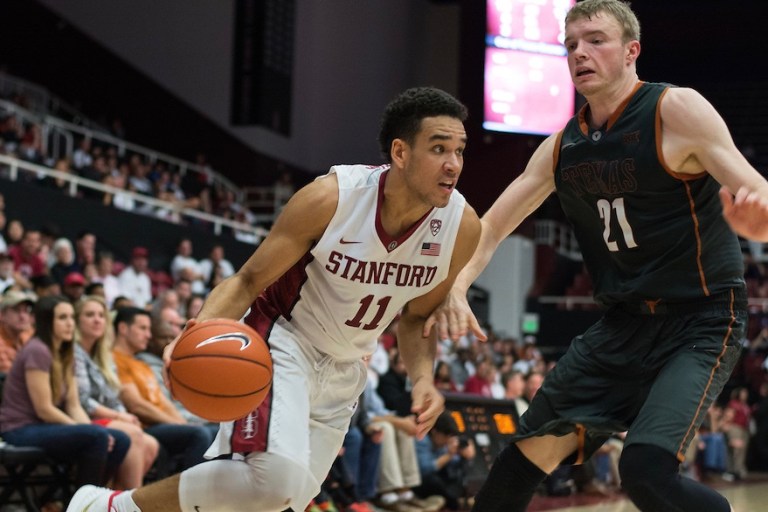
[561,142,576,150]
[196,332,252,351]
[339,238,361,244]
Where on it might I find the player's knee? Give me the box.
[619,444,677,495]
[246,453,318,509]
[180,454,320,511]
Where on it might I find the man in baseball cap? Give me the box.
[0,289,37,372]
[62,272,87,303]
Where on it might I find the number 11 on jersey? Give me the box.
[345,295,392,330]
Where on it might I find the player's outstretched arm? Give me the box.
[424,135,557,342]
[660,87,768,241]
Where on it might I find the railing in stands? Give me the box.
[0,71,101,130]
[0,84,245,205]
[534,219,582,261]
[0,154,269,244]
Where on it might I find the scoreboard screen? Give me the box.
[444,393,519,493]
[483,0,576,135]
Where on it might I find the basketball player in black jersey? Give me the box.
[426,1,768,511]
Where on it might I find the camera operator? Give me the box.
[414,411,476,510]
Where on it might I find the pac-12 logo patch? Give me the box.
[430,219,442,236]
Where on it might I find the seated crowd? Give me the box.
[1,206,768,512]
[0,218,232,509]
[0,103,271,244]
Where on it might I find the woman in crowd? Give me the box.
[0,295,130,488]
[74,295,160,488]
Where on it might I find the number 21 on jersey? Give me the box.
[597,197,637,251]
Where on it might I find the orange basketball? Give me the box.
[168,318,272,422]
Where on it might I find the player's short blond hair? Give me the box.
[566,0,641,43]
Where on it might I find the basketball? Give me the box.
[168,318,273,422]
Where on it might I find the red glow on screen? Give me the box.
[484,48,574,135]
[484,0,576,135]
[487,0,570,45]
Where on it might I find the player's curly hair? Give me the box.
[566,0,641,43]
[378,87,468,163]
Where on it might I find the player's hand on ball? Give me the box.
[162,319,196,391]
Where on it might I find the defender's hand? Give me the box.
[720,186,768,242]
[423,289,487,342]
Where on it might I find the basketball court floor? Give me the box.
[527,476,768,511]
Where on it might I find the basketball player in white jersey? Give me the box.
[67,87,481,512]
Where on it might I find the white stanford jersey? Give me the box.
[246,164,466,360]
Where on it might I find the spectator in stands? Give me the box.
[127,156,153,197]
[376,349,443,512]
[38,223,61,271]
[0,250,16,291]
[0,290,36,373]
[343,382,383,509]
[137,307,216,436]
[150,289,181,320]
[74,295,159,488]
[103,170,136,212]
[62,271,87,304]
[31,274,60,299]
[72,137,93,170]
[462,358,494,398]
[0,114,23,154]
[112,296,135,311]
[698,402,729,480]
[79,155,111,202]
[41,157,75,195]
[434,360,458,393]
[724,386,751,479]
[5,218,24,248]
[49,237,78,286]
[172,278,193,318]
[90,251,121,308]
[415,411,475,511]
[198,244,235,293]
[449,348,474,392]
[74,231,97,273]
[169,238,205,294]
[117,247,153,308]
[0,295,130,488]
[185,293,205,320]
[8,227,46,288]
[501,369,529,420]
[111,307,212,474]
[523,370,544,406]
[85,282,105,301]
[182,152,213,213]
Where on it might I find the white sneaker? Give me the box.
[66,485,119,511]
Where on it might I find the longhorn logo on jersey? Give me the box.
[430,219,442,236]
